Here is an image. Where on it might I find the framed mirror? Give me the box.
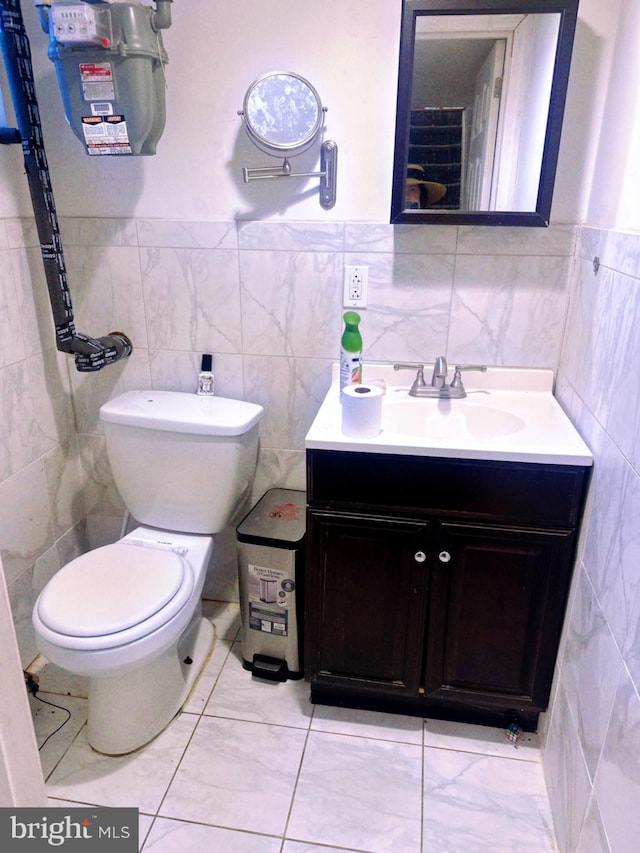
[391,0,579,226]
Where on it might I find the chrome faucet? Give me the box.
[431,356,448,389]
[394,359,487,398]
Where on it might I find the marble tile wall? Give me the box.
[6,213,640,849]
[545,225,640,851]
[61,217,576,545]
[1,215,576,678]
[0,218,86,668]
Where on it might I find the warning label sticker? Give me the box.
[247,564,295,636]
[81,115,132,155]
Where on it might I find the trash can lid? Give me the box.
[236,488,306,547]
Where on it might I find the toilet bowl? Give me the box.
[33,527,214,755]
[32,390,263,755]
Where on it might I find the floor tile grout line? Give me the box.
[35,612,554,851]
[281,711,427,853]
[139,649,230,850]
[139,814,155,850]
[43,717,89,785]
[142,814,285,849]
[279,696,317,850]
[42,614,239,848]
[198,709,313,732]
[151,633,236,823]
[423,741,543,763]
[306,723,425,746]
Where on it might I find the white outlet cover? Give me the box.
[343,265,368,308]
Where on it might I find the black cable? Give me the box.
[25,670,73,751]
[33,692,72,751]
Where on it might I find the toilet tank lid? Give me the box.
[100,390,264,436]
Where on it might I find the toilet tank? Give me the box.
[100,391,264,534]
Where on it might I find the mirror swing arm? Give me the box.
[241,140,338,210]
[239,71,338,210]
[391,0,579,226]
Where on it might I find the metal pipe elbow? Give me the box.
[152,0,173,31]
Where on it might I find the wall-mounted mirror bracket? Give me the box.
[239,72,338,209]
[242,140,337,209]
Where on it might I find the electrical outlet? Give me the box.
[343,265,369,308]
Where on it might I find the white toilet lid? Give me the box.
[37,543,187,638]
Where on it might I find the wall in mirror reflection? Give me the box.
[408,13,560,214]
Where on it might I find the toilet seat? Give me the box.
[35,542,194,650]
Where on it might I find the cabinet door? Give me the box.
[424,522,575,712]
[306,511,430,695]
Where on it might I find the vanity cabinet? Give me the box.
[305,449,590,730]
[306,511,430,697]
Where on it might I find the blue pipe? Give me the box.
[0,0,132,372]
[0,125,20,142]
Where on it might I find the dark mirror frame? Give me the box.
[390,0,579,226]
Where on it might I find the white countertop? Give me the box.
[305,363,593,466]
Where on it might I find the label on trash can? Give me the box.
[247,564,295,636]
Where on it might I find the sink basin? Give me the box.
[305,363,594,465]
[382,399,525,440]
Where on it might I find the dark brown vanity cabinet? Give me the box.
[305,450,590,730]
[306,511,430,696]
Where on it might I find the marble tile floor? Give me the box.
[28,600,557,853]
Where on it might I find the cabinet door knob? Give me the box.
[438,550,451,563]
[414,551,427,562]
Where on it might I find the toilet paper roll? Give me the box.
[341,384,384,437]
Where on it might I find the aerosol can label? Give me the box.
[247,564,295,636]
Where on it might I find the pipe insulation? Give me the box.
[0,0,132,372]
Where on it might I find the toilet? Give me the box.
[32,390,263,755]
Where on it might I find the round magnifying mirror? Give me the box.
[241,72,325,157]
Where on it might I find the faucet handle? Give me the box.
[451,364,487,389]
[394,362,423,372]
[393,363,427,392]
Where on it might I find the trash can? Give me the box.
[236,488,306,681]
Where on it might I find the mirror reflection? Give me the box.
[241,72,325,156]
[391,1,579,227]
[408,14,558,213]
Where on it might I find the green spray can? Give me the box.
[340,311,363,392]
